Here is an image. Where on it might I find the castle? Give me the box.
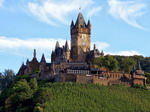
[17,13,146,86]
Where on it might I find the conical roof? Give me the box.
[55,41,60,50]
[64,40,69,52]
[75,13,86,27]
[71,20,74,27]
[40,53,46,63]
[87,20,91,26]
[26,59,30,64]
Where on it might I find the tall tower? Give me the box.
[70,13,91,62]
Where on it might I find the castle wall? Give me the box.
[63,74,77,82]
[76,75,93,84]
[93,76,109,86]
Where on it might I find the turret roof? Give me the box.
[64,40,69,52]
[75,13,86,27]
[40,53,46,63]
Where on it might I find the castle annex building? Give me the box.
[17,13,146,86]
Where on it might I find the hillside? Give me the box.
[0,76,150,112]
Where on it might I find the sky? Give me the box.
[0,0,150,73]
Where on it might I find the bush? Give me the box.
[132,84,147,90]
[15,75,31,82]
[33,106,44,112]
[33,88,52,105]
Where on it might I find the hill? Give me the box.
[0,76,150,112]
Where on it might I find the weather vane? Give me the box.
[79,6,81,12]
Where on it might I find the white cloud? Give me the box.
[106,50,142,56]
[0,36,109,60]
[0,0,3,8]
[0,36,65,50]
[27,0,101,26]
[87,7,102,18]
[0,36,143,61]
[108,0,146,29]
[91,41,109,51]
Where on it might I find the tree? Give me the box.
[33,88,52,105]
[0,69,15,92]
[4,79,33,111]
[120,58,135,73]
[145,72,150,85]
[30,78,38,93]
[103,55,119,72]
[33,106,44,112]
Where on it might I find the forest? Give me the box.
[0,75,150,112]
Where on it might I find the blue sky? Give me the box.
[0,0,150,73]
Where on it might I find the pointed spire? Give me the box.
[21,62,24,66]
[75,13,86,27]
[26,59,29,65]
[20,62,25,69]
[87,20,91,25]
[93,44,96,50]
[64,40,69,52]
[40,53,46,63]
[137,61,141,70]
[55,41,60,50]
[71,20,74,28]
[87,20,91,29]
[101,50,104,56]
[33,49,36,58]
[132,65,136,73]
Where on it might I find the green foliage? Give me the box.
[43,83,150,112]
[12,79,33,102]
[15,75,31,82]
[33,88,52,105]
[0,69,15,92]
[1,81,150,112]
[132,84,147,90]
[145,72,150,85]
[120,57,135,73]
[34,106,44,112]
[30,78,38,92]
[93,55,150,74]
[93,55,119,72]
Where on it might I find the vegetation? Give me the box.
[0,76,150,112]
[93,55,150,85]
[0,69,15,93]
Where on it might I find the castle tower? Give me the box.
[131,61,146,86]
[70,13,91,62]
[64,40,70,61]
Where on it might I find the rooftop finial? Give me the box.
[34,49,36,58]
[137,61,141,70]
[79,6,81,12]
[94,44,96,50]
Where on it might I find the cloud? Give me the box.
[27,0,101,26]
[0,36,65,50]
[0,36,109,59]
[108,0,146,29]
[87,7,102,18]
[0,36,143,61]
[0,0,3,7]
[106,50,142,56]
[91,41,109,51]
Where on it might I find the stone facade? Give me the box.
[17,12,146,86]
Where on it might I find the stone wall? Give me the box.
[93,76,109,86]
[76,75,93,84]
